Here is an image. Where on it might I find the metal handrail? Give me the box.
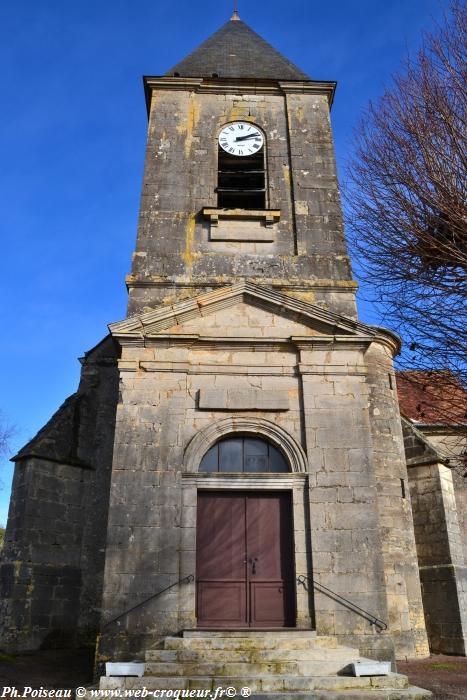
[102,574,194,630]
[297,574,388,632]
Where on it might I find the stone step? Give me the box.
[144,658,365,677]
[162,636,339,651]
[146,648,361,663]
[183,630,318,639]
[100,673,422,694]
[247,691,431,700]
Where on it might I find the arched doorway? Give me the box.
[196,436,296,628]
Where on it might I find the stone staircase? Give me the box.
[100,631,431,699]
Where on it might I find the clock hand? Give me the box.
[235,134,260,142]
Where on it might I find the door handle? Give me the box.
[249,557,258,575]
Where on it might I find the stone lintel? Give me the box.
[182,472,307,484]
[198,387,289,411]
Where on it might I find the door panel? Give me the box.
[197,493,246,580]
[196,491,295,627]
[197,492,246,626]
[247,494,284,579]
[250,581,293,625]
[247,494,295,626]
[197,582,247,625]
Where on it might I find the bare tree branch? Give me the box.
[0,410,15,463]
[345,1,467,442]
[344,2,467,471]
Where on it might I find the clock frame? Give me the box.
[218,121,264,157]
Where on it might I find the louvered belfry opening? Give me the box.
[217,145,266,209]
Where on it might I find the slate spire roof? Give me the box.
[167,15,309,80]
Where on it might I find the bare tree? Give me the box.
[0,410,12,541]
[0,412,14,461]
[0,411,15,489]
[345,1,467,434]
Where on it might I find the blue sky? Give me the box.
[0,0,451,523]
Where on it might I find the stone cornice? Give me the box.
[413,423,467,433]
[401,415,448,468]
[11,453,94,469]
[143,75,336,114]
[112,281,367,337]
[115,333,374,350]
[368,328,401,357]
[125,276,359,293]
[111,281,401,355]
[117,359,367,377]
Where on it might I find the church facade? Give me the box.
[1,14,466,669]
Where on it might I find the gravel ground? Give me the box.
[397,654,467,700]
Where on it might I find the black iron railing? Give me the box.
[102,574,194,630]
[297,574,388,632]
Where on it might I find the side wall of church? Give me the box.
[127,85,356,317]
[408,463,467,655]
[0,340,119,651]
[0,458,90,650]
[424,432,467,566]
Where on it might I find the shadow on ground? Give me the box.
[0,648,94,692]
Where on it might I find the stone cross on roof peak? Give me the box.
[231,0,240,21]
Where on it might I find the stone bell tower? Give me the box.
[127,13,357,318]
[96,13,429,665]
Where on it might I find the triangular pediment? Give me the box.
[110,283,396,348]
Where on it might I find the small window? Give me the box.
[199,436,288,473]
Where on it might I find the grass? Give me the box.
[429,662,462,671]
[0,652,17,663]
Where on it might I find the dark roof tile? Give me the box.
[167,18,309,80]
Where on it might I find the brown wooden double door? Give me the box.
[196,491,295,627]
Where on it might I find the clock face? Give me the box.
[218,122,264,157]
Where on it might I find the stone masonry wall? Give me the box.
[0,337,119,651]
[298,343,394,662]
[408,463,467,654]
[364,343,429,659]
[0,458,89,650]
[98,331,304,660]
[423,431,467,566]
[97,302,427,663]
[453,469,467,566]
[127,83,356,318]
